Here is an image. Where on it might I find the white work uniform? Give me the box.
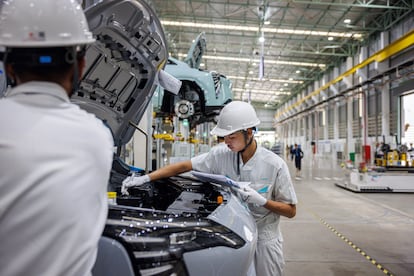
[192,144,297,276]
[0,82,114,276]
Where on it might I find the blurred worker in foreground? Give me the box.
[0,1,114,275]
[123,101,297,276]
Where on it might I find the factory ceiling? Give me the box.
[148,0,413,109]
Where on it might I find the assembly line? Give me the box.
[0,0,413,276]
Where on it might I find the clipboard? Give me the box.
[191,171,241,189]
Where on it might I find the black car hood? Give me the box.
[71,0,168,147]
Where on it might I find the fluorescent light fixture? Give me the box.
[227,75,302,83]
[258,36,265,43]
[177,53,325,68]
[323,45,341,49]
[161,20,362,38]
[344,19,351,24]
[233,88,290,95]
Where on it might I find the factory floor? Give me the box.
[281,154,414,276]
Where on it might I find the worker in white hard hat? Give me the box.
[0,1,114,276]
[122,100,297,276]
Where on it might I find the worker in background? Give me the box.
[0,1,114,275]
[285,144,290,160]
[293,143,304,178]
[122,101,297,276]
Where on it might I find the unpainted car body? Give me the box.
[152,33,232,128]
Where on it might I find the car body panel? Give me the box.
[183,32,206,70]
[104,175,257,275]
[72,0,167,146]
[184,193,257,276]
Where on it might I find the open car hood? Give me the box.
[71,0,168,147]
[184,32,206,69]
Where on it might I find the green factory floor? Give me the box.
[281,155,414,276]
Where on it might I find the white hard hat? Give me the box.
[0,0,95,47]
[211,101,260,137]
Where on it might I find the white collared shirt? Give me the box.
[191,143,297,241]
[0,82,114,276]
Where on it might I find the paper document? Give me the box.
[157,69,182,95]
[191,171,247,189]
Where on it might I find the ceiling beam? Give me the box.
[292,0,412,10]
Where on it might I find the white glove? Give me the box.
[121,174,150,195]
[238,186,267,206]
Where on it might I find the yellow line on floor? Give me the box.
[311,212,395,276]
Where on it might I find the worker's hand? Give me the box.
[238,186,267,206]
[121,174,150,195]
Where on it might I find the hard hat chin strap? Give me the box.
[236,129,255,175]
[2,49,17,87]
[69,47,79,97]
[239,130,254,153]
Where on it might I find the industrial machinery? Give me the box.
[336,139,414,193]
[335,168,414,192]
[76,1,257,275]
[374,136,414,169]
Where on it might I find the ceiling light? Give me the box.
[227,75,302,84]
[344,19,351,24]
[258,36,265,43]
[232,88,290,95]
[323,45,341,49]
[203,55,325,67]
[296,70,301,73]
[161,20,362,38]
[328,36,334,41]
[177,53,325,67]
[264,21,270,25]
